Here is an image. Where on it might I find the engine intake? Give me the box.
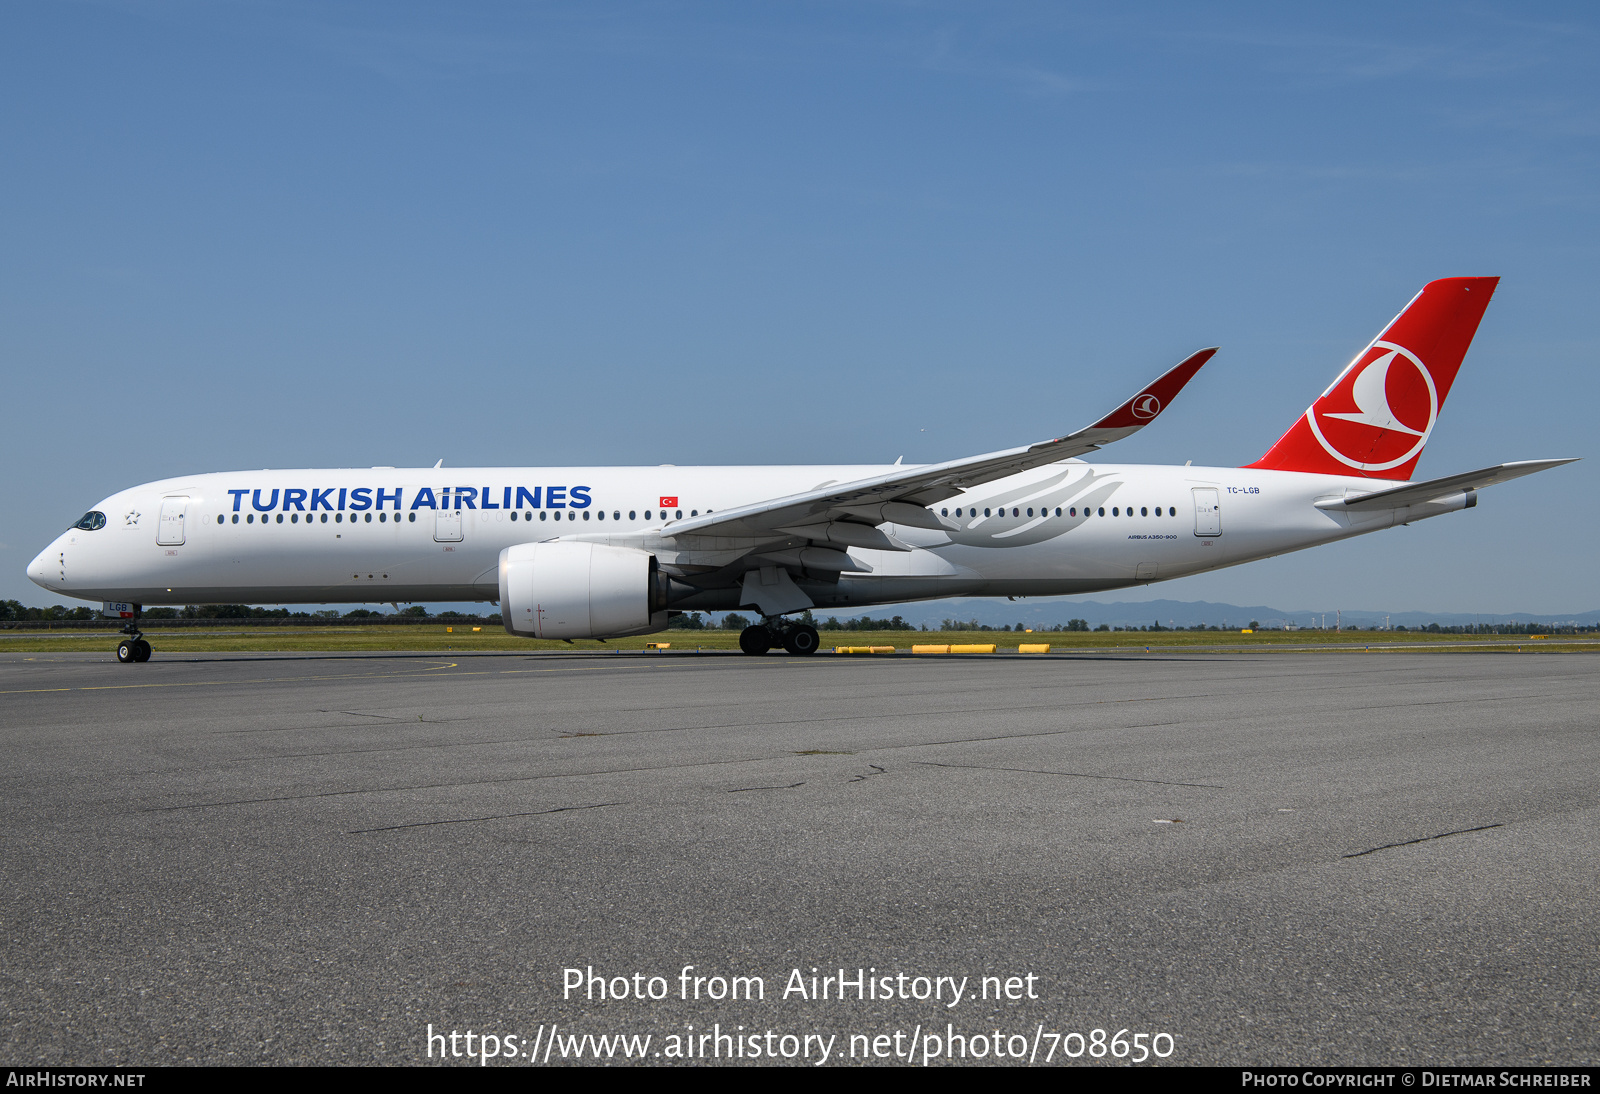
[499,541,668,639]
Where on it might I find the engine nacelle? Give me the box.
[499,541,669,639]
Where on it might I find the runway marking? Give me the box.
[914,760,1226,789]
[0,661,464,695]
[350,801,624,833]
[0,658,705,697]
[1342,823,1504,858]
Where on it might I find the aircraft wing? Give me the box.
[664,348,1216,543]
[1317,459,1579,512]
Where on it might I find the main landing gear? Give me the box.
[739,618,821,657]
[116,604,151,664]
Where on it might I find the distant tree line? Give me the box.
[0,601,98,621]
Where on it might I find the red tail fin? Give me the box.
[1246,277,1499,480]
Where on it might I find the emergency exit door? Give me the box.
[1192,488,1221,537]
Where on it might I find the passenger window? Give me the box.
[407,513,413,522]
[1026,508,1033,517]
[691,509,698,517]
[379,512,386,522]
[1055,507,1061,517]
[614,511,621,520]
[1112,507,1119,516]
[232,514,239,524]
[216,514,224,524]
[583,511,590,520]
[675,510,682,520]
[1069,508,1076,517]
[984,508,991,517]
[247,514,254,524]
[941,508,948,516]
[1012,508,1019,517]
[540,511,548,521]
[291,514,299,523]
[630,511,637,520]
[1169,506,1176,516]
[1141,507,1148,516]
[1097,507,1105,517]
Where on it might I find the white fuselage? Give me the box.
[26,460,1465,613]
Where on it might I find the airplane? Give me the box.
[27,276,1575,663]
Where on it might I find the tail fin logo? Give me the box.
[1306,341,1438,472]
[1131,394,1162,420]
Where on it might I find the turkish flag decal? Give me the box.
[659,496,678,507]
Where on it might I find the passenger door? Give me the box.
[1192,488,1221,537]
[157,497,188,545]
[434,509,464,543]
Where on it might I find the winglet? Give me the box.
[1087,348,1217,431]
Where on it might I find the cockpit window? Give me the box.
[73,511,106,531]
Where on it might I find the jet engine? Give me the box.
[499,541,669,639]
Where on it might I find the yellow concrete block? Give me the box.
[445,627,453,633]
[1018,643,1051,653]
[949,644,997,654]
[1240,628,1253,634]
[646,642,671,649]
[912,644,950,654]
[472,627,481,632]
[835,646,896,654]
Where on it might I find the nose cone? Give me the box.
[27,540,58,591]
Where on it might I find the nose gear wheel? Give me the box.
[115,606,152,663]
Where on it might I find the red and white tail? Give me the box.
[1246,277,1499,481]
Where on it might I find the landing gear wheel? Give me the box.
[738,625,773,656]
[783,625,820,656]
[115,603,148,664]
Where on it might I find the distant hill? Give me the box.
[789,598,1600,631]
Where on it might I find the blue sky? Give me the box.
[3,2,1597,614]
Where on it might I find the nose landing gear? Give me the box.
[115,605,151,663]
[738,618,820,656]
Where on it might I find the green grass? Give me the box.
[2,625,1595,654]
